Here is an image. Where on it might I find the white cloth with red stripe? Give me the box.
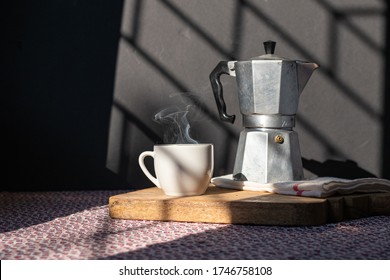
[211,174,390,198]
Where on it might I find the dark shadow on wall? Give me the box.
[302,158,377,179]
[3,0,126,191]
[382,1,390,178]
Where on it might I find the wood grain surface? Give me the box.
[109,186,390,226]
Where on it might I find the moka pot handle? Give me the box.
[209,61,236,123]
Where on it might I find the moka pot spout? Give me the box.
[297,62,319,95]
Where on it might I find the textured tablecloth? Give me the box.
[1,190,390,260]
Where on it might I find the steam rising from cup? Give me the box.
[154,105,199,144]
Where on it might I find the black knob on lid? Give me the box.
[263,40,276,54]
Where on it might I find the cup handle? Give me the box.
[138,151,161,188]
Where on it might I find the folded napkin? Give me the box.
[211,174,390,198]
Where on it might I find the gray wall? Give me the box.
[4,0,389,190]
[107,0,389,188]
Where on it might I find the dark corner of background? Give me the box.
[3,0,127,191]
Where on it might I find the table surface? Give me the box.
[1,190,390,260]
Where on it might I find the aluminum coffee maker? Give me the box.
[210,41,319,183]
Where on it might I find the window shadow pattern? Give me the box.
[117,0,388,180]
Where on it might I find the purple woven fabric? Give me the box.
[1,191,390,259]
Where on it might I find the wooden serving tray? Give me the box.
[109,186,390,226]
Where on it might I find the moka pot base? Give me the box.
[233,127,304,183]
[232,113,304,183]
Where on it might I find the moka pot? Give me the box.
[209,41,319,183]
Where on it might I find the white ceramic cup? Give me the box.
[138,144,214,197]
